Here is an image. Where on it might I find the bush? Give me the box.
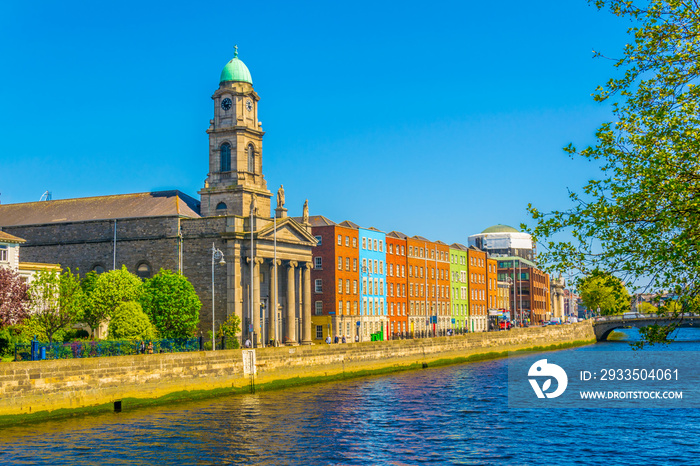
[108,301,155,341]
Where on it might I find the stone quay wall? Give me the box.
[0,322,595,419]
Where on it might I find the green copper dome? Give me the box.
[481,224,520,234]
[219,47,253,85]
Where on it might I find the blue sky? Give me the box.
[0,0,631,246]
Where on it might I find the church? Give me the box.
[0,50,318,346]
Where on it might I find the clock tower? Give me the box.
[199,47,271,218]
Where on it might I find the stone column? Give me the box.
[285,261,298,345]
[301,262,312,345]
[252,257,263,347]
[268,259,280,344]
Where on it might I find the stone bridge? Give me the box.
[592,315,700,341]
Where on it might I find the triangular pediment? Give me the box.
[256,218,317,246]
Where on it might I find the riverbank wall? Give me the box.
[0,322,595,423]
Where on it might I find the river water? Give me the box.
[3,329,700,465]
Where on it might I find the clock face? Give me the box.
[246,99,253,112]
[221,98,232,111]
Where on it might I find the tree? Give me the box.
[29,268,85,343]
[216,313,241,349]
[139,269,201,339]
[526,1,700,343]
[637,302,658,314]
[0,267,30,328]
[108,301,156,340]
[83,266,142,337]
[577,271,630,315]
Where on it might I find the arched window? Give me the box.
[216,202,227,211]
[136,262,152,280]
[92,264,106,274]
[247,144,254,173]
[220,143,231,172]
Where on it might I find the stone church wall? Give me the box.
[4,217,181,274]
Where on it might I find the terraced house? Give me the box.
[449,243,470,332]
[306,216,359,342]
[358,227,387,340]
[386,231,408,337]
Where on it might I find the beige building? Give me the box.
[0,231,60,282]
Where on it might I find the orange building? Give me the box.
[467,246,488,332]
[386,231,408,337]
[405,235,430,336]
[433,241,452,334]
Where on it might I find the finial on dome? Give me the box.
[234,45,238,58]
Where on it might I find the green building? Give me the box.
[449,243,470,331]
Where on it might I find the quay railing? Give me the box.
[14,337,203,362]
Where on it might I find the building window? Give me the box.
[373,239,377,251]
[346,279,350,294]
[346,301,350,315]
[345,257,350,270]
[345,236,349,246]
[352,237,357,248]
[353,280,358,294]
[338,256,342,270]
[247,144,255,173]
[91,263,106,274]
[353,258,357,272]
[315,279,323,293]
[314,257,322,269]
[220,143,231,172]
[136,262,151,279]
[315,235,322,245]
[216,202,227,212]
[316,325,323,338]
[379,240,383,252]
[0,246,8,262]
[338,235,342,245]
[339,301,343,315]
[315,301,323,315]
[338,279,343,293]
[362,237,366,249]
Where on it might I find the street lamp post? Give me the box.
[211,242,226,351]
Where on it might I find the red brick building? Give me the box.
[386,231,408,337]
[307,216,359,341]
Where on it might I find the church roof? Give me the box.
[481,224,520,234]
[220,48,253,85]
[0,191,201,227]
[0,231,26,243]
[299,215,336,227]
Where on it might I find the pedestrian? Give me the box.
[147,341,154,354]
[325,335,331,344]
[244,338,252,348]
[342,335,347,344]
[355,334,359,342]
[334,335,339,344]
[140,341,146,354]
